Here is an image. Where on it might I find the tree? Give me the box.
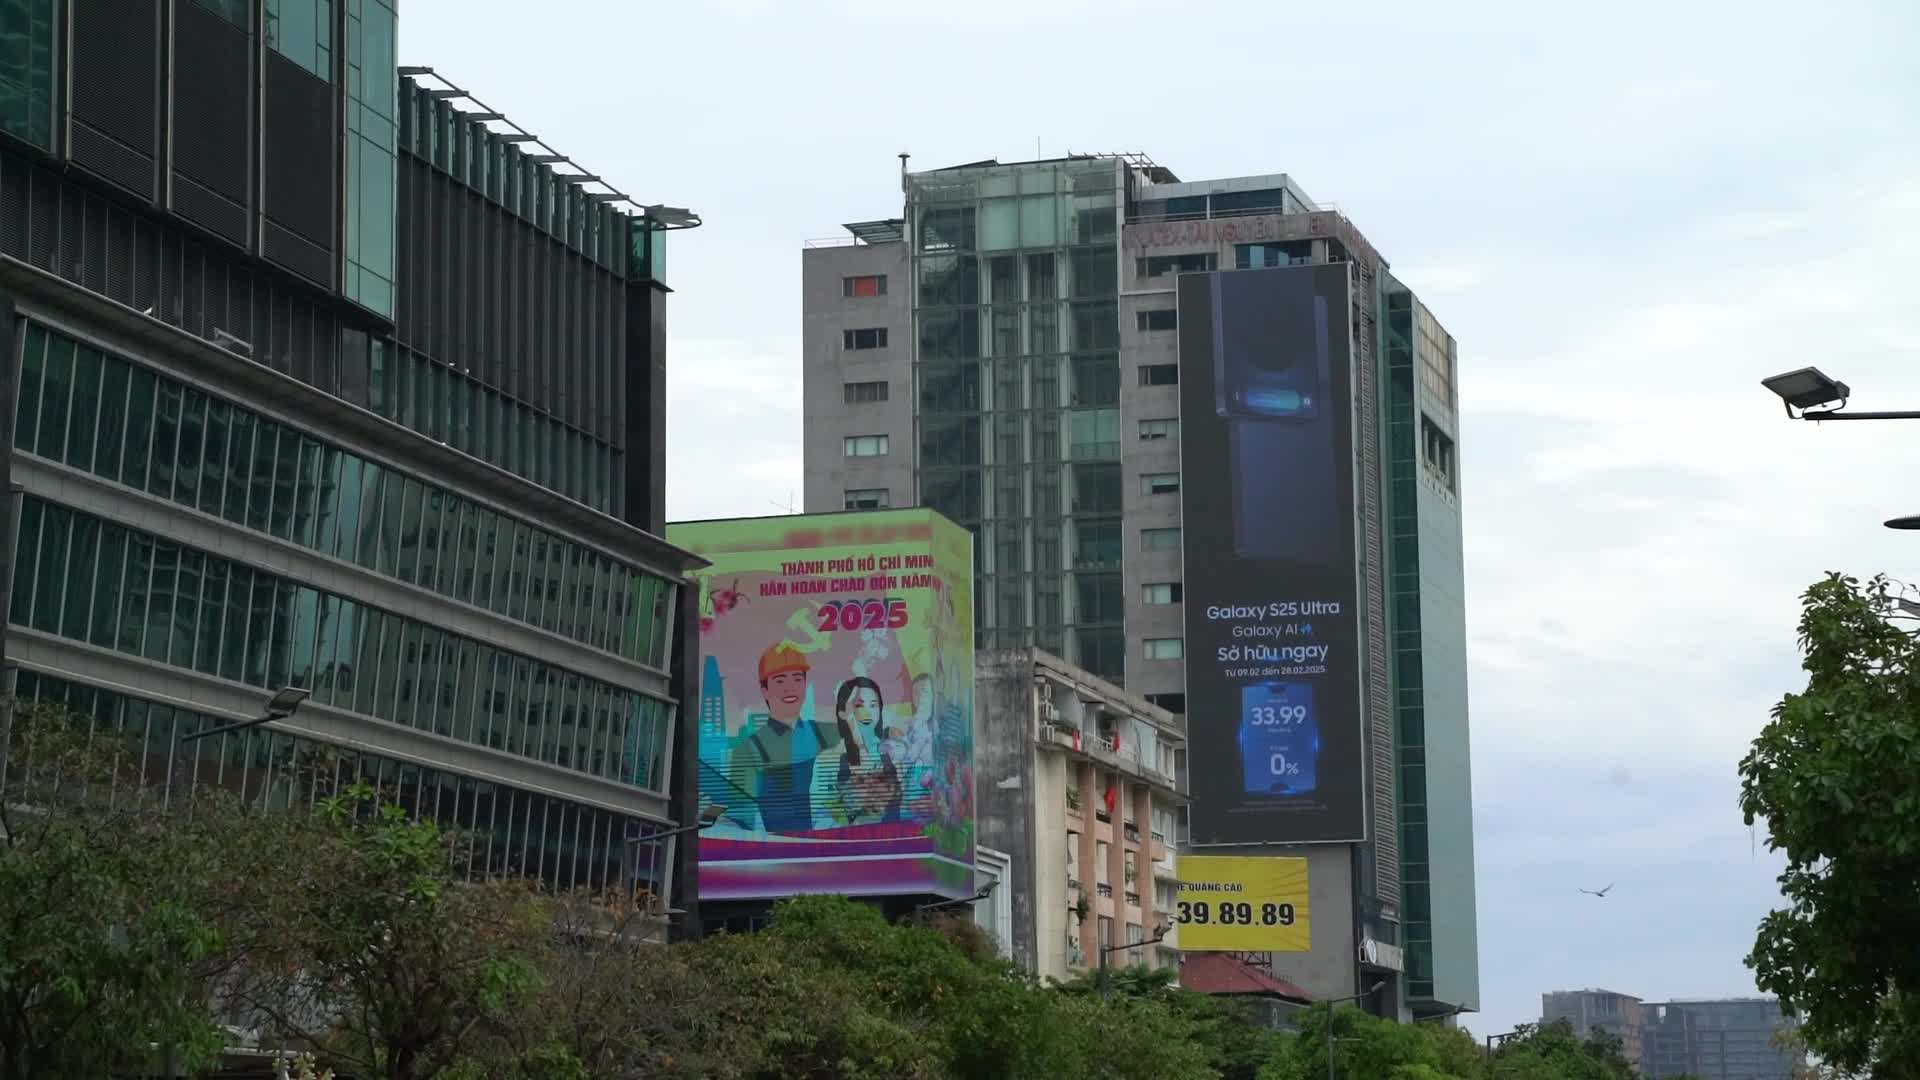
[228,784,549,1080]
[1485,1020,1635,1080]
[1740,573,1920,1076]
[0,702,232,1080]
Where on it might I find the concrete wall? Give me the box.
[1413,305,1480,1012]
[1263,842,1360,1003]
[799,242,912,514]
[975,649,1040,970]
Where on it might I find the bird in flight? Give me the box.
[1580,883,1615,898]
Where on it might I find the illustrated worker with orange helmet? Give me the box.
[725,642,843,833]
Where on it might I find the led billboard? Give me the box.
[1177,264,1367,845]
[667,509,976,901]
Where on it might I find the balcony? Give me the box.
[1125,891,1141,908]
[1123,822,1142,845]
[1096,883,1113,899]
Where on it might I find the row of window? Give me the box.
[9,496,674,792]
[1140,364,1178,387]
[14,322,674,666]
[842,274,888,298]
[366,342,620,516]
[1135,310,1177,332]
[853,424,1179,465]
[14,670,666,894]
[844,488,890,510]
[844,327,889,351]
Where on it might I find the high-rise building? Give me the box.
[975,646,1185,981]
[0,0,707,927]
[801,154,1477,1020]
[1641,998,1804,1080]
[1542,988,1647,1069]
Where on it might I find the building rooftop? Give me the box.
[1181,953,1313,1003]
[841,219,905,245]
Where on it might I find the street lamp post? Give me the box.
[1322,980,1387,1080]
[914,879,996,918]
[1761,368,1920,532]
[178,686,311,746]
[1097,917,1170,1001]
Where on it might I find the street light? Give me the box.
[914,879,996,917]
[178,686,309,745]
[1321,980,1388,1080]
[1761,367,1920,421]
[1098,915,1171,1000]
[1886,514,1920,531]
[640,802,726,844]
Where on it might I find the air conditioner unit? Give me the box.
[1041,700,1060,723]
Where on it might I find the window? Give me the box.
[1141,527,1181,551]
[1143,637,1184,661]
[1421,415,1457,491]
[1141,582,1183,605]
[842,274,887,298]
[1136,253,1216,278]
[1236,240,1314,269]
[843,380,889,404]
[1138,364,1178,387]
[844,488,890,510]
[1141,472,1179,496]
[1135,309,1178,332]
[843,434,890,457]
[265,0,333,81]
[1138,418,1179,441]
[843,328,889,351]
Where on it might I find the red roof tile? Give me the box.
[1179,953,1314,1003]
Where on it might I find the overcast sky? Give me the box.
[408,0,1918,1037]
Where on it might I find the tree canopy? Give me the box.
[1740,573,1920,1077]
[5,695,1657,1079]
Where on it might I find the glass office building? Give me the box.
[802,155,1478,1020]
[0,1,703,912]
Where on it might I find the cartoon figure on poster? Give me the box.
[699,582,959,840]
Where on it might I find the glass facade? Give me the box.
[13,670,664,893]
[343,0,396,315]
[15,322,676,666]
[0,0,56,149]
[907,158,1124,680]
[10,494,674,791]
[266,0,333,80]
[357,336,619,515]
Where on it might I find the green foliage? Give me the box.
[6,696,1662,1080]
[1741,573,1920,1076]
[1485,1021,1636,1080]
[0,702,229,1080]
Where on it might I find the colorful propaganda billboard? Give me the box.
[667,509,976,901]
[1177,263,1367,846]
[1173,855,1312,952]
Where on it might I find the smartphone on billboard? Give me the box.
[1209,269,1341,565]
[1237,681,1319,797]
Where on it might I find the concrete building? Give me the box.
[0,0,708,925]
[1541,988,1646,1069]
[1642,999,1804,1080]
[800,153,1477,1020]
[975,647,1184,982]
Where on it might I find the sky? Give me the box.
[407,0,1919,1038]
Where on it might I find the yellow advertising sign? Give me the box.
[1173,855,1311,952]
